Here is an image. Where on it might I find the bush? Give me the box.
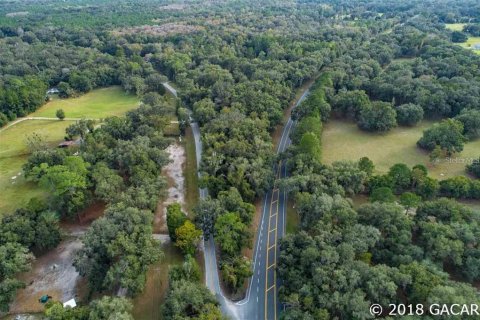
[358,101,397,132]
[396,103,424,126]
[466,158,480,178]
[417,119,465,155]
[370,187,396,203]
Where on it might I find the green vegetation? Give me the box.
[32,86,140,119]
[183,128,199,214]
[445,23,467,31]
[131,243,184,320]
[322,119,480,179]
[0,120,74,213]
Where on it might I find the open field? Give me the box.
[0,86,143,214]
[445,23,466,31]
[0,120,75,214]
[445,24,480,54]
[321,119,480,179]
[459,36,480,54]
[32,86,140,118]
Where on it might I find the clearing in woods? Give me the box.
[321,119,480,179]
[0,86,141,214]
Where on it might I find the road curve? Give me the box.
[164,82,311,320]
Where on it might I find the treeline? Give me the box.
[0,95,174,312]
[0,25,169,125]
[278,81,480,320]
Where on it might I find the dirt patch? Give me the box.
[10,238,86,314]
[158,4,187,10]
[61,202,105,236]
[113,23,203,37]
[154,143,186,233]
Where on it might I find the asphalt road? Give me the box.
[164,82,311,320]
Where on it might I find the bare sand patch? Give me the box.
[113,23,203,37]
[10,238,86,314]
[154,143,186,233]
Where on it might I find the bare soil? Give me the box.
[154,143,187,233]
[10,238,87,314]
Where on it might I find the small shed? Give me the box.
[58,141,76,148]
[63,298,77,308]
[47,88,60,95]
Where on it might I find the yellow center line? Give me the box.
[266,163,283,320]
[273,163,281,320]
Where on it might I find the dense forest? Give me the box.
[0,0,479,319]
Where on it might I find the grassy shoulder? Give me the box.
[32,86,140,119]
[131,242,184,320]
[321,119,480,179]
[183,127,199,215]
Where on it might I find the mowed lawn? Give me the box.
[321,119,480,179]
[445,23,466,31]
[0,120,74,214]
[32,86,140,118]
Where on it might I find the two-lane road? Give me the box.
[164,82,311,320]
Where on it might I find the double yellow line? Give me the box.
[265,163,282,320]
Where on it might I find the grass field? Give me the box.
[322,119,480,179]
[445,23,466,31]
[32,86,140,118]
[0,120,75,214]
[445,24,480,55]
[0,86,143,214]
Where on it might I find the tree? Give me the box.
[466,158,480,178]
[25,132,48,153]
[451,31,468,43]
[417,119,466,156]
[331,161,367,195]
[214,212,250,257]
[221,256,252,292]
[91,162,124,201]
[162,280,222,320]
[455,109,480,140]
[370,187,396,203]
[0,243,34,312]
[358,101,397,132]
[290,116,322,145]
[74,204,162,295]
[89,296,134,320]
[175,221,202,256]
[399,192,421,212]
[388,163,412,194]
[358,202,421,266]
[56,109,65,120]
[395,103,424,126]
[166,203,187,242]
[169,255,201,283]
[358,157,375,176]
[331,90,371,120]
[193,98,216,126]
[37,156,90,217]
[66,119,95,139]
